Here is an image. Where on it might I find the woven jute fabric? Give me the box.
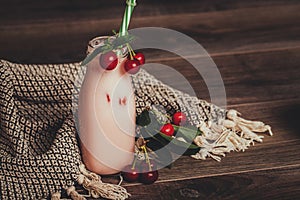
[0,59,269,199]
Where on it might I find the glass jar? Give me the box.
[78,36,135,175]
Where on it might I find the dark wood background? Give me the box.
[1,0,300,199]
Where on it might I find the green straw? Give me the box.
[119,0,137,37]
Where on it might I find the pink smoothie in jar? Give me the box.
[78,36,136,175]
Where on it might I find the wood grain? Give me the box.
[125,165,300,200]
[0,4,299,63]
[142,47,300,105]
[1,0,299,24]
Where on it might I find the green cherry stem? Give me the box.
[141,145,152,171]
[126,43,135,60]
[126,43,136,60]
[126,43,133,60]
[129,45,136,56]
[142,146,150,163]
[132,151,139,169]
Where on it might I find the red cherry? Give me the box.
[122,165,139,182]
[124,59,140,74]
[139,171,159,184]
[99,51,118,70]
[160,123,175,136]
[172,112,187,126]
[134,52,145,65]
[140,161,157,173]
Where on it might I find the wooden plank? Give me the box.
[125,165,300,199]
[0,4,299,63]
[145,47,300,105]
[140,139,300,184]
[227,99,300,142]
[1,0,299,24]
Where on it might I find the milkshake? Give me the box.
[78,36,136,175]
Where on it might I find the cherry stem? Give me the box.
[126,44,133,60]
[129,44,136,56]
[126,43,136,60]
[138,136,153,172]
[141,145,152,171]
[132,151,139,170]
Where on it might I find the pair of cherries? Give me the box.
[160,112,187,136]
[99,50,145,74]
[123,112,187,184]
[122,161,158,184]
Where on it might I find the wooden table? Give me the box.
[1,0,300,199]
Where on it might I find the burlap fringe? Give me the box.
[51,186,87,200]
[51,192,61,200]
[51,164,130,200]
[192,109,273,161]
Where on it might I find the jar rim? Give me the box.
[86,36,128,57]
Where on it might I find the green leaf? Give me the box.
[136,110,151,127]
[154,147,173,169]
[146,137,166,151]
[175,125,202,143]
[140,127,160,140]
[158,132,200,150]
[81,45,108,66]
[146,112,164,131]
[138,110,165,140]
[146,137,173,168]
[81,34,135,66]
[112,34,135,49]
[138,108,201,157]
